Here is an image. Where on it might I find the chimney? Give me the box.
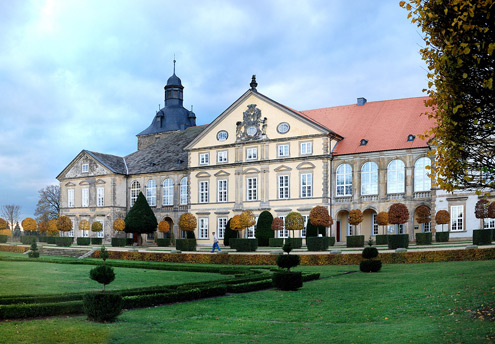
[357,97,367,106]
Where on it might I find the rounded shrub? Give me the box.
[360,259,382,273]
[272,271,303,291]
[83,292,122,322]
[362,247,378,259]
[90,265,115,289]
[276,254,300,271]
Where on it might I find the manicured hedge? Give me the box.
[77,238,91,246]
[327,237,336,247]
[91,238,102,245]
[176,238,196,251]
[359,259,382,272]
[0,235,8,243]
[269,238,284,247]
[156,238,171,247]
[388,234,409,249]
[473,229,492,245]
[0,300,83,319]
[285,238,303,249]
[306,237,329,251]
[436,232,450,242]
[83,292,122,322]
[46,236,56,244]
[55,237,73,247]
[272,271,303,291]
[375,235,388,245]
[126,238,134,246]
[416,232,432,245]
[111,238,127,247]
[20,236,37,245]
[39,236,47,242]
[230,238,258,252]
[346,235,365,248]
[0,245,29,254]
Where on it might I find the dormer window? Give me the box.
[82,164,89,173]
[407,134,416,142]
[360,139,368,146]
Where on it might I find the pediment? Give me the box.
[96,179,106,184]
[79,181,89,186]
[214,170,230,177]
[296,162,316,170]
[274,165,292,172]
[243,167,260,175]
[195,171,211,178]
[65,182,76,187]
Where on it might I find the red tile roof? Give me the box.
[300,97,436,156]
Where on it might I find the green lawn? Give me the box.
[0,260,494,343]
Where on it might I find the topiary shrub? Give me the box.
[416,232,432,245]
[306,236,329,251]
[111,238,127,247]
[387,234,409,249]
[346,235,365,248]
[360,260,383,272]
[175,238,196,251]
[83,292,122,323]
[20,236,37,245]
[255,211,274,246]
[473,229,492,245]
[276,254,301,271]
[156,238,171,247]
[55,237,73,247]
[89,265,115,289]
[362,246,379,259]
[375,234,388,245]
[77,237,91,245]
[0,235,7,243]
[28,240,39,258]
[269,238,284,247]
[91,238,103,245]
[285,237,303,249]
[435,232,450,242]
[273,242,302,290]
[230,238,258,252]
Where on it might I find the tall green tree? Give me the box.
[223,218,235,247]
[124,192,157,237]
[401,0,495,191]
[255,211,274,246]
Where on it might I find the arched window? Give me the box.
[361,162,378,195]
[180,177,188,205]
[162,178,174,206]
[130,181,141,206]
[414,157,431,192]
[336,163,352,196]
[146,180,156,206]
[387,159,405,194]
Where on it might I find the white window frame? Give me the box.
[217,150,228,163]
[301,173,313,198]
[336,163,352,196]
[199,218,209,239]
[68,189,75,208]
[361,162,378,195]
[414,157,431,192]
[246,177,258,201]
[82,188,89,207]
[387,159,405,194]
[372,213,379,235]
[484,218,495,229]
[199,181,209,203]
[82,164,89,173]
[217,179,228,203]
[450,205,464,232]
[278,216,289,238]
[199,153,210,165]
[302,215,309,238]
[146,180,156,206]
[97,187,104,207]
[278,175,290,199]
[130,181,140,207]
[162,178,173,206]
[277,144,289,157]
[180,177,188,205]
[217,217,227,239]
[246,147,258,161]
[95,218,104,238]
[246,216,258,238]
[300,141,313,155]
[423,222,431,233]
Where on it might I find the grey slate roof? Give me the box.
[125,125,207,175]
[85,150,128,174]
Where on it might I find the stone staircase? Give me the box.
[40,247,93,258]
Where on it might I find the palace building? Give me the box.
[57,71,487,245]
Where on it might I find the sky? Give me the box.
[0,0,428,220]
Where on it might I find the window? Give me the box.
[451,205,464,231]
[199,153,209,165]
[199,181,209,203]
[218,217,227,239]
[361,162,378,195]
[372,213,378,235]
[246,216,258,238]
[423,222,431,233]
[387,159,405,194]
[97,187,104,207]
[146,180,156,206]
[180,177,188,205]
[246,147,258,160]
[301,173,313,198]
[68,189,74,208]
[336,164,352,196]
[278,144,289,157]
[246,177,258,201]
[217,130,228,142]
[82,164,89,173]
[484,218,495,229]
[130,181,140,206]
[277,122,290,134]
[96,218,104,238]
[278,216,288,238]
[67,218,74,237]
[414,157,431,192]
[217,151,228,163]
[162,178,173,206]
[300,142,312,155]
[302,215,309,238]
[217,179,228,202]
[82,188,89,207]
[397,224,405,234]
[199,218,208,239]
[278,175,290,199]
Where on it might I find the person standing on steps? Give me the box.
[211,232,221,253]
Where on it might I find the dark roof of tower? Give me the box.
[166,73,182,87]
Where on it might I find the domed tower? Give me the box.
[137,61,197,150]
